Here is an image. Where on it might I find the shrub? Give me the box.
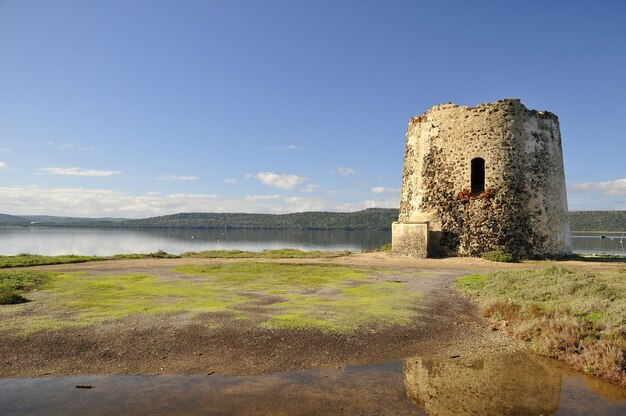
[456,268,626,386]
[0,290,28,305]
[0,270,52,304]
[374,243,392,252]
[148,250,179,258]
[482,251,515,262]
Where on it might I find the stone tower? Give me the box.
[392,98,571,259]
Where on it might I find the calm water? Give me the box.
[571,231,626,257]
[0,227,624,256]
[1,353,624,415]
[0,227,391,256]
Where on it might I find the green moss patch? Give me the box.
[175,263,421,333]
[1,262,421,335]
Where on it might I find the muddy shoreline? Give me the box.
[1,253,621,378]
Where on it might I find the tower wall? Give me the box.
[393,98,571,258]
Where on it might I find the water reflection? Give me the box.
[403,353,626,416]
[0,227,391,256]
[404,354,561,415]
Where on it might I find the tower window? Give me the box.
[471,158,485,195]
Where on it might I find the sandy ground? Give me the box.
[1,253,622,378]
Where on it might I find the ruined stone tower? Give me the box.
[392,98,571,258]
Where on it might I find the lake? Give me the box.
[0,227,624,257]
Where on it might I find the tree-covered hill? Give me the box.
[569,211,626,232]
[0,214,30,226]
[122,208,400,231]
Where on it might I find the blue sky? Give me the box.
[0,0,624,217]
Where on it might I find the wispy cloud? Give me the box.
[246,172,307,190]
[0,147,10,152]
[370,187,400,194]
[267,144,304,151]
[300,184,320,193]
[157,175,198,181]
[80,146,101,151]
[48,141,74,150]
[224,178,237,184]
[39,167,121,177]
[0,162,6,169]
[332,167,356,176]
[569,178,626,196]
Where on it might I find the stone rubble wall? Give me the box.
[395,98,571,258]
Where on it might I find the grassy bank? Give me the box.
[0,262,420,334]
[180,249,349,258]
[0,254,105,268]
[456,268,626,386]
[0,249,348,268]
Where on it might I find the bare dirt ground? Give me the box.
[1,253,622,378]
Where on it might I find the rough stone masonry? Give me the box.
[392,98,571,258]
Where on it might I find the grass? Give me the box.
[0,254,105,268]
[0,262,421,334]
[0,249,347,268]
[180,249,349,258]
[0,270,53,304]
[456,267,626,386]
[556,254,626,263]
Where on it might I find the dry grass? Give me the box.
[456,267,626,386]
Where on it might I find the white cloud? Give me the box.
[0,185,400,217]
[267,144,304,151]
[157,175,198,181]
[0,147,10,152]
[39,167,121,177]
[569,178,626,196]
[0,162,6,169]
[224,178,237,184]
[0,185,218,217]
[370,187,400,194]
[332,167,356,176]
[246,172,307,189]
[300,184,320,193]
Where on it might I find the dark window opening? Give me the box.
[471,158,485,195]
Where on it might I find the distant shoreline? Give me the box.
[1,209,625,232]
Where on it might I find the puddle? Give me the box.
[1,353,624,415]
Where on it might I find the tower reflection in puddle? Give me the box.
[403,353,561,415]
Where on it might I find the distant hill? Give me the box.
[569,211,626,232]
[21,215,128,227]
[0,213,30,226]
[122,208,400,231]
